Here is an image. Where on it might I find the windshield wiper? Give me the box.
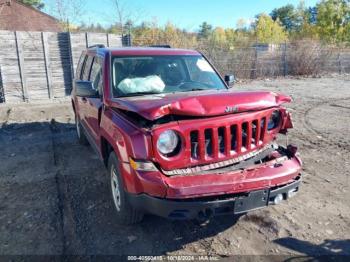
[189,88,208,91]
[119,91,161,97]
[178,88,211,92]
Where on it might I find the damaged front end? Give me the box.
[150,106,298,171]
[111,88,302,194]
[148,105,301,196]
[161,143,299,176]
[122,103,302,220]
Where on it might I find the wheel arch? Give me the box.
[100,135,114,167]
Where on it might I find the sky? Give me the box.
[44,0,320,31]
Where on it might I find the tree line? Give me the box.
[19,0,350,46]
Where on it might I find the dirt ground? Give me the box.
[0,76,349,258]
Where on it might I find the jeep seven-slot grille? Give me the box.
[190,117,267,160]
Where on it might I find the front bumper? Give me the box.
[127,176,301,220]
[124,153,302,199]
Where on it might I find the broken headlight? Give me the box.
[268,110,281,130]
[157,130,180,156]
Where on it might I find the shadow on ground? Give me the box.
[0,121,241,255]
[2,121,349,257]
[275,237,350,261]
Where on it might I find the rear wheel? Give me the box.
[75,114,89,145]
[108,152,144,225]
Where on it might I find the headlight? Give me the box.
[157,130,180,155]
[268,110,281,130]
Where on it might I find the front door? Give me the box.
[84,56,104,144]
[77,55,94,132]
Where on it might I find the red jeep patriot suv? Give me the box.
[71,45,302,224]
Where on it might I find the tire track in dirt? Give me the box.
[301,97,350,152]
[49,119,86,255]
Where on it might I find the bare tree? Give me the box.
[114,0,124,34]
[107,0,144,35]
[46,0,84,31]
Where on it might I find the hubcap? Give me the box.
[111,166,121,211]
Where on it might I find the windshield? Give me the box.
[112,55,227,97]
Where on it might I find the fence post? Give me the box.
[283,42,288,76]
[42,32,53,99]
[250,45,258,79]
[68,32,75,82]
[337,52,343,74]
[122,34,132,47]
[128,33,132,46]
[85,32,89,47]
[106,33,110,47]
[14,31,29,102]
[0,65,4,103]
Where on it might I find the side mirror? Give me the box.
[224,75,235,87]
[75,80,98,98]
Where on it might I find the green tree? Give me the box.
[255,14,288,43]
[316,0,350,43]
[210,27,227,45]
[198,22,213,39]
[234,18,255,46]
[345,22,350,43]
[236,18,248,31]
[225,28,236,44]
[18,0,44,10]
[270,4,299,31]
[308,7,318,24]
[293,1,319,40]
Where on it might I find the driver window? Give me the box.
[90,57,103,97]
[82,56,94,80]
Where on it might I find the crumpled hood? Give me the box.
[112,89,291,120]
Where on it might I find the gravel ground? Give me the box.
[0,76,349,258]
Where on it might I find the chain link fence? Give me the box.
[1,32,349,104]
[131,36,350,79]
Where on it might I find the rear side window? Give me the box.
[76,53,86,80]
[82,56,94,81]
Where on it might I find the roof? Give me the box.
[0,0,62,32]
[13,0,60,22]
[89,47,201,56]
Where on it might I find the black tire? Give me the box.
[75,114,89,145]
[108,152,144,225]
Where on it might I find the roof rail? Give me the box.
[88,44,105,49]
[149,45,171,48]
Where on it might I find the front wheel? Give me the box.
[108,152,144,225]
